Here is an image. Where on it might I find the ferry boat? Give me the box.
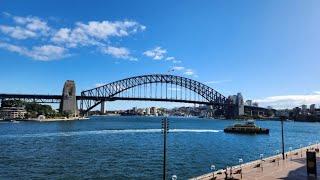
[224,120,269,134]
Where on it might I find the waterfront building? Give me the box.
[0,107,27,119]
[145,107,151,115]
[132,107,137,113]
[150,107,158,116]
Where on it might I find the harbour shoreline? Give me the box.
[191,144,320,180]
[22,117,89,122]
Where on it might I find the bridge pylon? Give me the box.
[60,80,78,117]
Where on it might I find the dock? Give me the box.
[192,144,320,180]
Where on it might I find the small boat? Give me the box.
[224,120,269,134]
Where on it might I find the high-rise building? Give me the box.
[227,93,244,116]
[301,104,308,115]
[237,93,244,116]
[229,95,237,104]
[310,104,316,114]
[301,104,307,111]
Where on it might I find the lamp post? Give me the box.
[260,154,264,172]
[211,164,215,180]
[280,116,286,160]
[162,117,169,180]
[171,175,177,180]
[289,147,292,160]
[239,158,243,179]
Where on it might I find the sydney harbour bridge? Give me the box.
[0,74,272,117]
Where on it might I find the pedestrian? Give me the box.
[224,167,228,180]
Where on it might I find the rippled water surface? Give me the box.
[1,116,320,179]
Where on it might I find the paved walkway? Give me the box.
[192,145,319,180]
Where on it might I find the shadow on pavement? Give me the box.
[278,157,319,180]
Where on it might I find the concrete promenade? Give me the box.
[192,144,320,180]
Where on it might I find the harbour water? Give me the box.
[1,116,320,179]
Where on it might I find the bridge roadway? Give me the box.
[0,93,273,114]
[0,93,213,105]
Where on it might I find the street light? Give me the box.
[162,117,169,180]
[260,154,264,172]
[171,175,177,180]
[280,116,286,160]
[211,164,215,180]
[239,158,243,179]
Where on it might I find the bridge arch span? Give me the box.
[80,74,227,114]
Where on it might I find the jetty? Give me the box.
[192,144,320,180]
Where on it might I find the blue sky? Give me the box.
[0,0,319,109]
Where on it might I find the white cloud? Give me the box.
[165,56,182,64]
[77,20,145,39]
[172,60,182,64]
[51,20,145,48]
[51,27,98,48]
[172,66,185,71]
[205,80,232,84]
[0,25,37,39]
[0,13,145,61]
[101,46,137,61]
[95,83,105,87]
[143,46,167,60]
[166,56,175,61]
[13,15,50,32]
[2,12,11,17]
[0,15,50,40]
[0,42,68,61]
[184,69,195,76]
[254,92,320,109]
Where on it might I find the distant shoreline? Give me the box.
[17,117,89,122]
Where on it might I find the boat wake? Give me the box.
[0,129,222,138]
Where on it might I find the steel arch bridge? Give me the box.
[80,74,227,114]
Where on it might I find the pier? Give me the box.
[192,144,320,180]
